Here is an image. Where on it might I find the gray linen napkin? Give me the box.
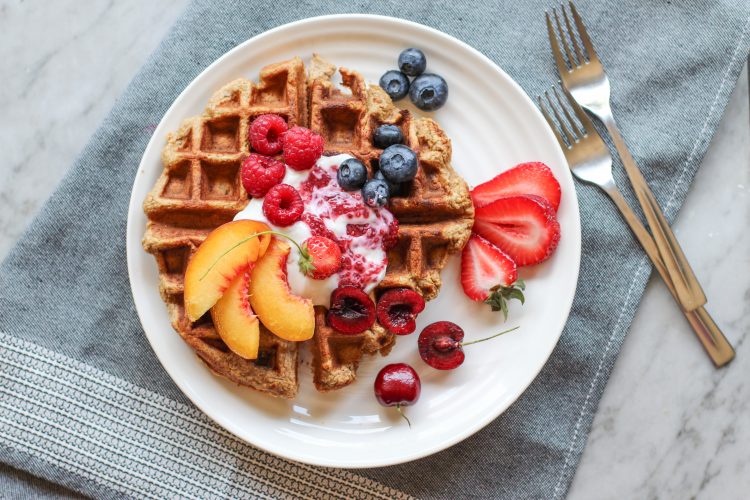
[2,0,748,498]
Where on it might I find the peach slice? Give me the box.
[249,238,315,341]
[184,220,271,322]
[211,271,259,359]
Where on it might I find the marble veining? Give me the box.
[0,1,748,498]
[0,0,188,259]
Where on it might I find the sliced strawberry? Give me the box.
[471,162,561,211]
[460,235,525,318]
[461,235,517,300]
[473,195,560,267]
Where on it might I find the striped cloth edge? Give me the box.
[0,331,412,500]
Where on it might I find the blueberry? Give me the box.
[362,179,390,208]
[379,144,418,183]
[379,70,410,101]
[373,124,404,149]
[374,169,401,196]
[409,73,448,111]
[398,48,427,77]
[337,158,368,191]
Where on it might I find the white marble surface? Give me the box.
[0,0,188,258]
[568,66,750,500]
[0,2,748,498]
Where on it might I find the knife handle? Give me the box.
[604,184,734,367]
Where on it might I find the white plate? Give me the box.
[126,14,580,468]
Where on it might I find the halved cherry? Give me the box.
[418,321,519,370]
[376,288,425,335]
[327,286,376,334]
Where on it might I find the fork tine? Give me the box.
[552,8,577,67]
[552,86,582,137]
[545,89,577,146]
[559,83,599,136]
[538,95,567,150]
[546,11,569,74]
[561,3,585,64]
[569,1,598,62]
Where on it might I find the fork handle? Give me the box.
[602,114,707,311]
[604,184,734,367]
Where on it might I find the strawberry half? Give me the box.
[471,162,561,211]
[473,195,560,267]
[460,234,525,318]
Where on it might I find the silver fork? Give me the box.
[546,1,706,312]
[539,84,734,367]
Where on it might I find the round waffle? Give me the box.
[143,55,474,398]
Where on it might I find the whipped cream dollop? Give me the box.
[233,154,396,307]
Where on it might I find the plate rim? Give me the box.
[126,13,581,468]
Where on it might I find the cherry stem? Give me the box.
[396,404,412,429]
[460,326,519,347]
[198,230,309,281]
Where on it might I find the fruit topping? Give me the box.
[240,153,286,198]
[409,73,448,111]
[301,212,338,242]
[249,114,287,155]
[362,178,390,208]
[283,126,324,171]
[379,144,418,183]
[379,70,410,101]
[262,184,304,226]
[398,48,427,77]
[304,236,342,280]
[211,271,260,359]
[249,238,315,341]
[376,288,426,335]
[374,363,421,427]
[373,124,404,149]
[183,220,271,322]
[373,170,401,196]
[473,195,561,267]
[327,285,376,334]
[418,321,519,370]
[383,218,399,250]
[471,162,561,211]
[336,158,368,191]
[460,234,525,317]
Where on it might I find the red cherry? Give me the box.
[375,288,426,335]
[327,286,376,334]
[374,363,421,427]
[418,321,519,370]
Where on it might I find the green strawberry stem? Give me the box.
[483,278,526,320]
[395,404,412,429]
[461,326,519,347]
[198,230,314,281]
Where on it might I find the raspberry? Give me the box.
[301,213,338,243]
[249,114,287,155]
[283,126,324,171]
[306,166,332,188]
[347,224,371,238]
[240,154,286,197]
[304,236,342,279]
[383,219,399,250]
[262,184,303,227]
